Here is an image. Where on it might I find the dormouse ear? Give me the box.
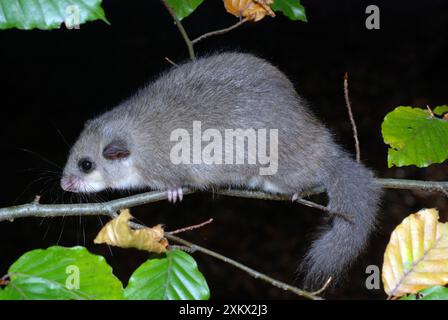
[103,140,130,160]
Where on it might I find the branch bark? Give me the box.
[1,178,448,222]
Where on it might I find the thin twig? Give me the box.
[160,1,250,60]
[165,233,323,299]
[344,72,361,163]
[426,105,435,117]
[192,18,249,45]
[164,57,178,67]
[160,0,195,60]
[168,245,194,252]
[167,218,214,235]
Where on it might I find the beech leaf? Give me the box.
[224,0,275,22]
[0,246,123,300]
[382,106,448,167]
[401,286,448,300]
[271,0,307,22]
[166,0,204,20]
[0,0,109,30]
[124,250,210,300]
[382,208,448,297]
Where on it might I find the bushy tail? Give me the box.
[301,153,382,289]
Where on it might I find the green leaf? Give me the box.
[124,250,209,300]
[381,106,448,168]
[271,0,307,22]
[401,286,448,300]
[434,105,448,116]
[0,0,109,30]
[166,0,204,20]
[0,286,20,299]
[0,246,123,300]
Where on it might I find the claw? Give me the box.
[172,189,178,203]
[178,187,183,202]
[292,193,299,202]
[167,187,184,203]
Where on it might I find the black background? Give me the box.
[0,0,447,299]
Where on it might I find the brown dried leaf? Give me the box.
[94,209,168,253]
[224,0,275,22]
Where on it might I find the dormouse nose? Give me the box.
[60,174,80,192]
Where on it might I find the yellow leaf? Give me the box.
[94,209,168,253]
[382,208,448,297]
[224,0,275,22]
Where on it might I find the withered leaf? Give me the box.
[224,0,275,22]
[94,209,168,253]
[382,208,448,297]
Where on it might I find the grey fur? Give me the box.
[62,52,382,289]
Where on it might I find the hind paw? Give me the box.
[292,193,299,202]
[167,187,184,204]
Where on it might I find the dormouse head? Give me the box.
[60,119,145,193]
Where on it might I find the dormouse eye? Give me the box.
[78,158,95,174]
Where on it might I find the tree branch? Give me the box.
[378,178,448,192]
[1,178,448,222]
[192,18,249,45]
[160,1,251,61]
[160,0,195,60]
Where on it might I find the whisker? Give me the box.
[38,182,61,231]
[19,168,62,176]
[56,214,67,245]
[95,214,114,256]
[42,218,53,240]
[50,123,71,148]
[79,215,86,247]
[13,175,54,204]
[14,147,62,169]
